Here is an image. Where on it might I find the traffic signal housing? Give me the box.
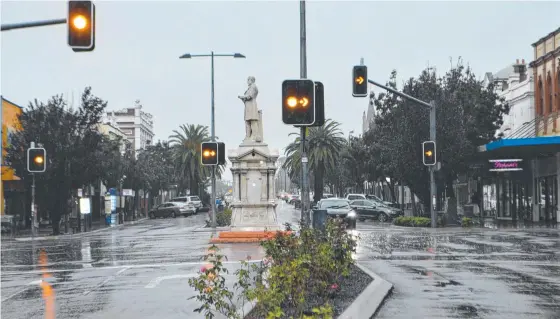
[201,142,218,165]
[310,81,325,127]
[217,142,226,165]
[352,65,368,97]
[68,0,95,52]
[27,148,46,173]
[422,141,436,166]
[282,79,316,126]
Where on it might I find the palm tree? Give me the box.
[283,119,346,202]
[169,124,224,196]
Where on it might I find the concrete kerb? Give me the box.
[225,262,392,319]
[338,262,393,319]
[192,226,231,233]
[13,218,147,241]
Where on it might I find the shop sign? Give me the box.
[488,159,523,172]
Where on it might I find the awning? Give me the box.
[478,115,560,158]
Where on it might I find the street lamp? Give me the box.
[179,51,246,228]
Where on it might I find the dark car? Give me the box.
[313,198,357,229]
[349,199,403,222]
[365,194,399,208]
[149,202,194,219]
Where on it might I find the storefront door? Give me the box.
[538,176,557,222]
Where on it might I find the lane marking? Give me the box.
[145,274,198,288]
[83,267,129,296]
[2,260,261,276]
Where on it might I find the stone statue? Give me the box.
[238,76,262,142]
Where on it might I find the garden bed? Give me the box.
[244,263,373,319]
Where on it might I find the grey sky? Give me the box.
[2,1,559,181]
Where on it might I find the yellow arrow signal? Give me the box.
[425,150,433,157]
[300,97,309,107]
[355,76,364,85]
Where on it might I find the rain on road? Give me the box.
[1,204,559,319]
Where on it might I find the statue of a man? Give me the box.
[238,76,262,142]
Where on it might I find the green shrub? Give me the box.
[188,219,357,319]
[205,208,232,227]
[461,217,474,228]
[393,216,432,227]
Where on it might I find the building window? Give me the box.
[538,78,544,115]
[557,69,560,111]
[547,75,553,113]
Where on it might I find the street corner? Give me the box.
[339,262,394,319]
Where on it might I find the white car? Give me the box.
[170,196,203,213]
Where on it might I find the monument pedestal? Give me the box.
[210,141,284,243]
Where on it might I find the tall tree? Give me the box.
[135,141,175,198]
[283,119,347,202]
[169,124,223,196]
[367,61,509,206]
[6,87,109,234]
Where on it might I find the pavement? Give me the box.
[1,202,559,319]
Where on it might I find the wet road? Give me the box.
[355,222,560,319]
[2,204,559,319]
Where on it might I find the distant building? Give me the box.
[105,100,154,153]
[483,59,534,138]
[1,97,24,216]
[97,116,131,154]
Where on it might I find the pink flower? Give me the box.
[330,283,339,290]
[200,266,207,273]
[246,255,252,261]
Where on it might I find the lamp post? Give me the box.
[179,51,246,228]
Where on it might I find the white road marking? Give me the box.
[145,274,198,288]
[2,260,261,276]
[83,267,129,296]
[1,288,30,303]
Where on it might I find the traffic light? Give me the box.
[282,79,316,126]
[217,142,226,165]
[422,141,436,166]
[310,81,325,127]
[27,148,46,173]
[352,65,368,97]
[68,0,95,52]
[201,142,218,165]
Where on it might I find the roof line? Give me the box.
[1,96,24,110]
[531,27,560,47]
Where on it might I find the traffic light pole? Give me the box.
[429,101,437,228]
[210,52,217,229]
[31,173,37,238]
[1,18,66,32]
[366,78,438,228]
[299,0,310,225]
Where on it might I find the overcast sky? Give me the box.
[2,1,559,181]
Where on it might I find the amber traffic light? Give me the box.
[68,1,95,51]
[422,141,436,166]
[27,148,46,173]
[201,142,226,165]
[352,65,368,97]
[282,79,316,126]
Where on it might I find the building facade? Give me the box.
[478,27,560,224]
[1,97,24,216]
[105,100,154,153]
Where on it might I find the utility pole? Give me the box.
[30,142,37,238]
[365,78,438,228]
[429,101,437,228]
[299,0,310,225]
[210,51,217,228]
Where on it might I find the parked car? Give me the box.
[170,196,203,212]
[149,202,195,219]
[313,198,357,229]
[345,193,366,201]
[349,199,403,222]
[365,194,399,208]
[288,195,300,204]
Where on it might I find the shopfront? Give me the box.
[478,136,560,224]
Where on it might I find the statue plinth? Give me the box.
[227,142,280,231]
